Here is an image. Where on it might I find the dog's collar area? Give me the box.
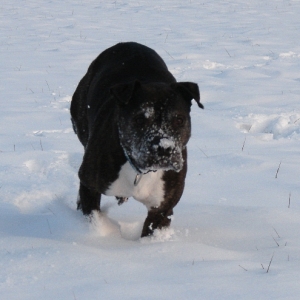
[122,147,143,174]
[134,173,143,186]
[122,146,155,186]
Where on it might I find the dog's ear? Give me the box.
[110,80,141,104]
[172,82,204,109]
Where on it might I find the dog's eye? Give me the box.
[174,116,185,126]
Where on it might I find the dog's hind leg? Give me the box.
[77,182,101,215]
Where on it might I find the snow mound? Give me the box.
[90,208,143,240]
[279,51,300,58]
[89,210,121,237]
[236,113,300,140]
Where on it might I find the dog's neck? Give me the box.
[122,147,142,174]
[121,146,155,186]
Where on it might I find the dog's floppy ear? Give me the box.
[110,80,141,104]
[172,82,204,109]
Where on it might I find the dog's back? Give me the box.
[88,42,173,85]
[71,42,175,147]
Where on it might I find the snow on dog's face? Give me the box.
[111,81,202,172]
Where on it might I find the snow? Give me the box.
[1,0,300,299]
[143,106,154,119]
[159,138,175,149]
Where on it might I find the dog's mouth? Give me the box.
[133,157,183,173]
[143,159,183,173]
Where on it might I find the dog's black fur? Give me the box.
[71,42,203,237]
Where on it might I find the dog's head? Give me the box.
[111,81,203,173]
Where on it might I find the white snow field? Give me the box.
[1,0,300,299]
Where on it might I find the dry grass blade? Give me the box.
[275,161,282,178]
[239,265,248,271]
[242,136,247,151]
[266,252,275,273]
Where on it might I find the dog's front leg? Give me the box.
[141,207,174,237]
[77,182,101,215]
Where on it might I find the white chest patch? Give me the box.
[104,162,165,210]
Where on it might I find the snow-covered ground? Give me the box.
[1,0,300,299]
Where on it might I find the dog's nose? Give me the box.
[151,137,173,156]
[151,136,161,147]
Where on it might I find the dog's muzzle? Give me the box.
[120,133,184,173]
[144,136,183,172]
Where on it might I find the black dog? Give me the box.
[71,42,203,237]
